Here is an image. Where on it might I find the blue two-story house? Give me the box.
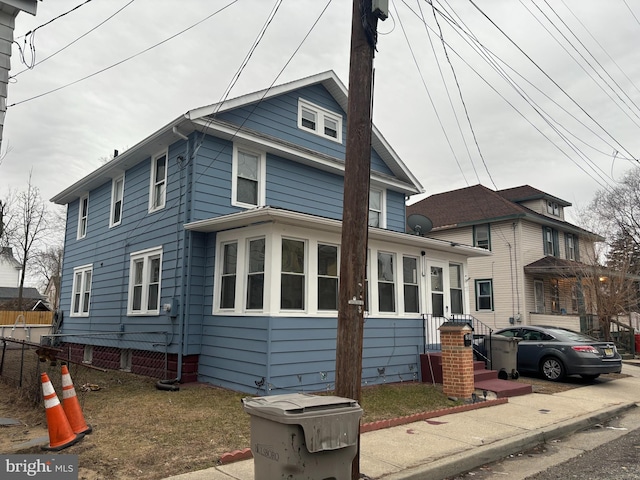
[51,71,489,394]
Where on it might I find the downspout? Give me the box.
[157,131,190,390]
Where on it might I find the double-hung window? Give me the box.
[403,256,419,313]
[128,247,162,315]
[318,244,339,310]
[473,224,490,250]
[565,233,578,261]
[232,145,265,208]
[246,238,265,310]
[475,279,493,311]
[220,242,237,309]
[110,175,124,227]
[297,98,343,143]
[71,265,92,316]
[449,264,463,314]
[369,189,385,228]
[77,195,88,239]
[378,252,396,312]
[281,238,306,310]
[149,151,167,212]
[543,227,559,256]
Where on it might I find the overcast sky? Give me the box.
[2,0,640,223]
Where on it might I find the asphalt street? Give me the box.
[448,401,640,480]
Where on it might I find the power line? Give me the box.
[11,0,136,79]
[467,0,638,164]
[8,1,240,108]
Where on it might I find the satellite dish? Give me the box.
[407,214,433,236]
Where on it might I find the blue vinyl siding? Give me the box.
[198,315,423,394]
[386,190,407,232]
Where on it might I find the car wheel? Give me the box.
[540,357,565,381]
[580,374,600,380]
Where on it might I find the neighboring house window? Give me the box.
[550,278,560,313]
[71,264,92,316]
[77,194,88,239]
[543,227,559,256]
[297,98,343,143]
[378,252,395,312]
[473,224,490,250]
[547,201,559,216]
[369,188,385,228]
[220,242,237,309]
[232,145,266,208]
[281,239,306,310]
[149,151,167,212]
[475,279,493,311]
[449,263,463,314]
[318,244,339,311]
[565,233,579,261]
[571,284,579,313]
[128,247,162,315]
[110,175,124,227]
[246,238,265,310]
[403,256,419,313]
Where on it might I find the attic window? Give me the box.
[547,201,559,216]
[298,98,342,143]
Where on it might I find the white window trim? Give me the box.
[149,150,168,213]
[316,242,340,312]
[280,237,308,312]
[369,187,387,229]
[297,98,343,143]
[375,250,397,314]
[77,194,89,240]
[231,144,266,209]
[127,246,163,315]
[110,175,125,228]
[71,264,93,317]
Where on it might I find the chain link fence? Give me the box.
[1,331,173,405]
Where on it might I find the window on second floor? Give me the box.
[473,224,490,250]
[565,233,579,261]
[149,151,167,212]
[77,195,88,239]
[71,264,92,317]
[110,175,124,227]
[543,226,559,257]
[128,247,162,315]
[475,279,493,311]
[232,145,266,208]
[298,98,343,143]
[369,188,386,228]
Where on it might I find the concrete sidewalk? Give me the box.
[165,363,640,480]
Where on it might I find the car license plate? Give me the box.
[604,348,613,356]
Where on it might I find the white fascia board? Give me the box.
[50,115,194,205]
[185,207,491,258]
[192,118,421,195]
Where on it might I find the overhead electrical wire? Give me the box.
[126,0,334,243]
[390,0,471,186]
[431,0,618,190]
[427,0,497,189]
[8,0,240,108]
[11,0,136,79]
[466,0,638,164]
[524,0,640,126]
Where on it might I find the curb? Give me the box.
[376,402,638,480]
[217,398,509,465]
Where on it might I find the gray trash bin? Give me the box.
[489,335,520,379]
[242,392,363,480]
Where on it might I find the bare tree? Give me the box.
[11,172,49,310]
[31,205,66,309]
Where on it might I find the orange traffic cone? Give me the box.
[61,364,92,435]
[40,372,84,450]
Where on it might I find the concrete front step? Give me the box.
[474,378,533,398]
[421,352,530,398]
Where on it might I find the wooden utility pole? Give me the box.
[336,1,381,478]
